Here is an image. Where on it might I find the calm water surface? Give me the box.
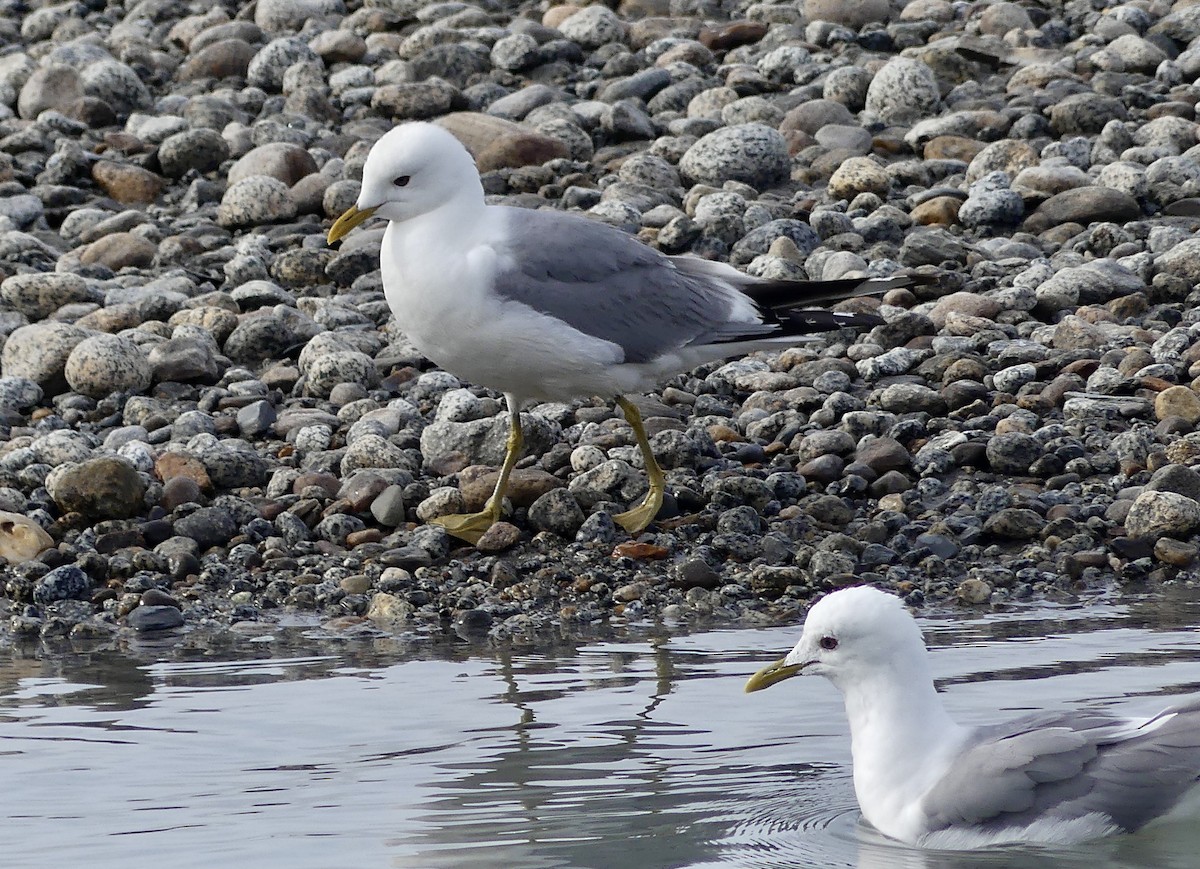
[4,591,1200,869]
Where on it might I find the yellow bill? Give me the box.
[744,658,804,693]
[327,204,379,243]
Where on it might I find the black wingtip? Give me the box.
[781,309,884,333]
[745,273,936,310]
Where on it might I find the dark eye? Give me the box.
[393,175,410,187]
[819,636,838,651]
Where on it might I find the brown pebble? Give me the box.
[345,529,384,547]
[612,541,669,560]
[1154,538,1198,567]
[911,195,962,225]
[698,20,768,50]
[141,588,180,608]
[922,135,986,162]
[92,160,164,204]
[476,521,522,552]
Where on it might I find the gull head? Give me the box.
[745,586,926,693]
[327,122,482,243]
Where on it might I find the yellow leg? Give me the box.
[612,396,665,535]
[429,403,523,545]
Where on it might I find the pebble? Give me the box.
[0,0,1198,645]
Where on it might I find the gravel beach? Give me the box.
[3,0,1200,647]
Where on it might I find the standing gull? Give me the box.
[329,122,910,543]
[745,586,1200,848]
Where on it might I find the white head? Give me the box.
[327,122,483,241]
[745,586,929,694]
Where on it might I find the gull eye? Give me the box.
[393,175,410,187]
[819,636,838,651]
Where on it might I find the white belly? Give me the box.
[379,219,628,401]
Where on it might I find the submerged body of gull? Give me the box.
[329,122,917,543]
[745,586,1200,849]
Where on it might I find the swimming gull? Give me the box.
[328,122,918,544]
[744,586,1200,848]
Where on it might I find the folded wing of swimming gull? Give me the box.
[744,585,1200,849]
[327,121,924,544]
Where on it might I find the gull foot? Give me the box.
[428,511,497,545]
[613,490,664,535]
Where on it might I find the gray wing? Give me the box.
[490,207,772,364]
[921,699,1200,834]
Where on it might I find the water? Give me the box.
[4,591,1200,869]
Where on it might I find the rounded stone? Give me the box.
[157,128,230,177]
[256,0,346,34]
[65,334,153,398]
[304,351,381,397]
[1,273,93,319]
[558,5,624,48]
[78,233,157,270]
[679,123,791,188]
[18,64,82,119]
[0,323,90,390]
[33,565,92,604]
[79,59,152,118]
[48,457,147,520]
[248,37,321,92]
[864,57,940,123]
[1125,490,1200,539]
[227,142,319,186]
[1155,386,1200,424]
[217,176,297,227]
[827,156,891,199]
[985,432,1042,474]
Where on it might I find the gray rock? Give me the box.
[17,65,82,119]
[1025,187,1140,232]
[157,129,230,178]
[806,0,890,27]
[0,273,94,319]
[64,334,152,398]
[236,400,277,438]
[679,124,791,188]
[127,605,185,631]
[80,59,151,118]
[1145,464,1200,502]
[256,0,345,33]
[0,376,42,412]
[148,336,222,383]
[985,432,1042,474]
[575,509,618,544]
[823,66,871,110]
[1,323,90,390]
[864,57,940,124]
[370,485,408,526]
[247,37,321,92]
[1125,490,1200,538]
[47,457,146,520]
[303,350,380,397]
[371,81,460,119]
[0,193,43,228]
[217,176,297,227]
[528,488,586,537]
[1049,93,1128,135]
[420,413,561,469]
[559,5,624,48]
[491,33,542,72]
[984,508,1044,540]
[33,565,91,604]
[174,506,238,549]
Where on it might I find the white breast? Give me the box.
[379,211,627,401]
